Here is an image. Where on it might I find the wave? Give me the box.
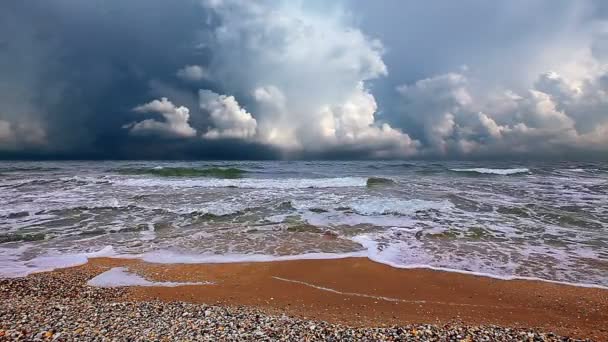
[558,168,603,174]
[367,163,414,169]
[2,179,59,188]
[0,166,60,173]
[0,233,46,243]
[349,198,453,216]
[449,168,529,175]
[114,167,248,179]
[111,177,368,189]
[366,177,396,187]
[4,244,607,289]
[351,235,608,289]
[1,176,109,189]
[36,203,248,220]
[137,250,367,264]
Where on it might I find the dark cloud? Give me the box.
[0,0,607,160]
[0,0,211,158]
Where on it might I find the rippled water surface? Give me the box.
[1,161,607,286]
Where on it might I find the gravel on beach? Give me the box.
[0,270,593,341]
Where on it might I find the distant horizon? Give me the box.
[1,157,607,163]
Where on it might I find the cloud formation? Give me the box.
[394,46,608,158]
[176,65,209,82]
[125,98,197,138]
[0,0,606,159]
[195,0,418,157]
[0,120,46,151]
[199,90,257,139]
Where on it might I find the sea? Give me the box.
[0,160,606,287]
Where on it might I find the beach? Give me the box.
[2,257,607,341]
[1,161,607,340]
[3,0,608,338]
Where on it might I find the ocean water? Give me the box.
[0,160,606,287]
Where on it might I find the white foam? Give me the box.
[0,246,116,279]
[87,267,212,287]
[0,245,32,278]
[291,193,345,211]
[3,244,607,289]
[349,198,453,216]
[138,250,367,264]
[350,235,608,290]
[450,168,529,175]
[111,177,367,189]
[306,213,415,228]
[129,240,608,289]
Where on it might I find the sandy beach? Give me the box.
[3,0,608,338]
[2,257,607,340]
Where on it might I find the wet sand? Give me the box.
[69,257,608,340]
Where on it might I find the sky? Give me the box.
[0,0,607,160]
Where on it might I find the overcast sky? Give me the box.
[1,0,607,160]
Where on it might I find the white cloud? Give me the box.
[396,73,474,154]
[124,97,196,138]
[0,119,46,150]
[0,120,15,146]
[197,0,417,156]
[176,65,209,82]
[199,90,257,139]
[395,64,608,157]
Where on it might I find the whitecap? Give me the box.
[112,177,367,189]
[450,168,529,175]
[349,198,453,216]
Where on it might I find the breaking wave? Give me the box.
[449,168,530,175]
[349,198,453,216]
[366,177,396,187]
[0,166,61,173]
[113,167,248,179]
[111,177,368,189]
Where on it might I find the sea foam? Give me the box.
[450,168,530,175]
[87,267,212,287]
[349,198,453,216]
[0,246,116,279]
[111,177,368,189]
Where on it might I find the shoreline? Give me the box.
[3,256,605,340]
[12,250,608,290]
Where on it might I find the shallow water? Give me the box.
[0,160,607,286]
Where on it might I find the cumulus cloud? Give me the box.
[395,62,608,157]
[197,0,417,156]
[0,119,46,151]
[176,65,209,82]
[125,98,197,138]
[1,0,607,159]
[0,121,15,146]
[199,90,257,139]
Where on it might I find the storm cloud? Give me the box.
[0,0,607,159]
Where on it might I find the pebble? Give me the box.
[0,269,593,341]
